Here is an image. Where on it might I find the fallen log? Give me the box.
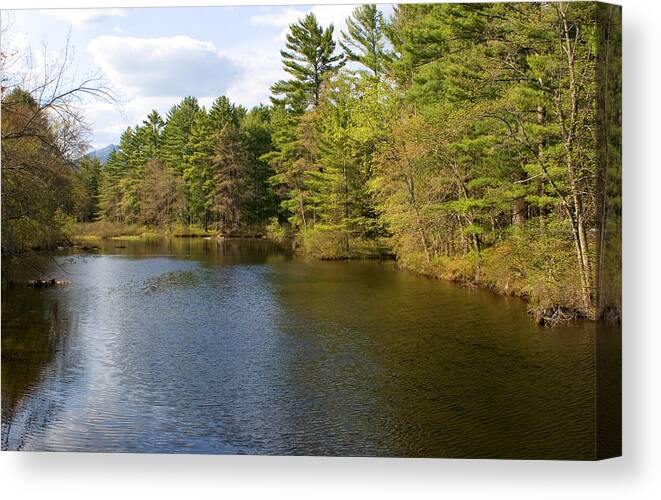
[27,279,71,288]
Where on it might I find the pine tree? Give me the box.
[271,13,345,113]
[266,14,345,229]
[212,125,249,232]
[98,148,126,222]
[263,106,321,230]
[160,97,201,224]
[307,74,361,237]
[139,110,165,160]
[340,4,391,80]
[161,97,200,176]
[183,109,215,229]
[208,96,244,131]
[138,159,184,226]
[78,156,102,221]
[241,106,276,223]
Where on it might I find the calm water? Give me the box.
[1,239,619,458]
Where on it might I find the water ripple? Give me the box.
[1,240,616,459]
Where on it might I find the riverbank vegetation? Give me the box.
[1,3,620,323]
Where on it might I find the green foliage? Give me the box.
[78,156,103,221]
[262,107,315,230]
[4,4,619,320]
[270,13,345,113]
[138,159,184,227]
[96,95,277,232]
[212,124,249,231]
[265,216,287,244]
[478,218,586,322]
[240,106,277,223]
[340,4,391,80]
[161,97,200,176]
[1,88,85,254]
[299,227,350,260]
[372,2,606,318]
[183,109,216,227]
[308,72,388,239]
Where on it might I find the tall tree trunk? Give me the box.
[404,172,431,262]
[512,198,526,227]
[299,191,308,230]
[556,4,594,316]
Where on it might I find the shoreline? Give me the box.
[9,227,616,327]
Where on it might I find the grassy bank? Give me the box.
[394,224,591,326]
[296,228,394,260]
[70,221,275,244]
[71,221,222,241]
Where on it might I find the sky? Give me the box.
[4,3,393,150]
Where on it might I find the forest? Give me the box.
[1,3,621,324]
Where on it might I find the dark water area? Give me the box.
[1,239,620,458]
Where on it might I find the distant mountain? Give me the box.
[86,144,118,164]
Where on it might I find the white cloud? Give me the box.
[86,96,184,148]
[249,7,302,29]
[222,45,286,107]
[47,9,127,29]
[249,4,356,41]
[311,4,357,33]
[87,35,238,98]
[85,35,271,146]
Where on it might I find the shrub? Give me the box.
[71,221,151,239]
[265,217,287,244]
[478,218,586,320]
[398,216,589,323]
[299,228,350,259]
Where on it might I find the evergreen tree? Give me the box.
[78,156,102,222]
[161,97,201,176]
[160,97,201,224]
[209,96,244,131]
[266,13,345,229]
[183,108,216,229]
[212,125,249,232]
[262,107,314,229]
[98,128,134,222]
[139,110,165,160]
[271,13,345,113]
[242,106,277,223]
[307,73,385,244]
[138,159,184,226]
[340,4,391,80]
